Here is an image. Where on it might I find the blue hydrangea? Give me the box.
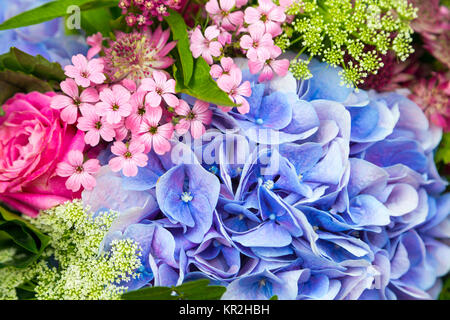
[0,0,88,66]
[82,58,450,300]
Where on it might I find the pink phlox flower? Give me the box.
[210,57,239,79]
[205,0,244,31]
[51,78,99,124]
[113,119,130,141]
[56,150,100,192]
[244,0,286,37]
[77,107,116,146]
[217,68,252,114]
[64,54,106,88]
[95,84,132,124]
[141,71,179,107]
[109,140,149,177]
[189,26,223,65]
[175,100,213,139]
[240,24,274,61]
[248,45,290,82]
[136,106,174,154]
[126,90,152,134]
[86,32,103,60]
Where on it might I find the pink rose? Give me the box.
[0,92,86,217]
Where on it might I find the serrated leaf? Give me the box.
[164,9,194,85]
[122,279,226,300]
[0,206,50,269]
[0,0,118,31]
[0,47,65,82]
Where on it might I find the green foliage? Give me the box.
[0,0,119,31]
[436,133,450,165]
[0,206,50,269]
[122,279,227,300]
[439,275,450,300]
[165,9,194,85]
[283,0,417,88]
[164,10,235,107]
[0,47,65,115]
[174,58,236,107]
[80,8,114,36]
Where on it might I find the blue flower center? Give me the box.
[269,214,276,221]
[256,118,264,125]
[213,240,221,247]
[181,192,193,203]
[263,180,274,190]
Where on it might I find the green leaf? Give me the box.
[81,8,113,36]
[0,206,50,269]
[122,279,227,300]
[439,275,450,300]
[270,295,278,300]
[174,58,236,107]
[435,133,450,165]
[0,0,119,31]
[164,9,194,85]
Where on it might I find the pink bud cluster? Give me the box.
[51,53,213,190]
[190,0,291,90]
[119,0,184,29]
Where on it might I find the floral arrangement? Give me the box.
[0,0,449,301]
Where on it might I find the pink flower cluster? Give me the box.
[51,53,213,189]
[119,0,184,29]
[190,0,290,85]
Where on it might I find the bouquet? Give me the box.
[0,0,449,301]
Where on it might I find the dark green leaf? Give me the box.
[122,279,226,300]
[121,286,177,300]
[0,48,64,110]
[0,0,118,31]
[0,47,65,82]
[164,9,194,85]
[270,295,278,300]
[174,58,236,107]
[0,206,50,269]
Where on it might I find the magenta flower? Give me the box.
[108,141,149,177]
[189,26,223,65]
[136,107,174,155]
[141,71,179,107]
[96,84,132,124]
[205,0,244,31]
[240,25,274,61]
[56,150,100,192]
[210,57,238,79]
[86,32,103,60]
[77,108,116,147]
[248,46,290,82]
[217,68,252,114]
[50,78,99,124]
[244,0,286,37]
[64,54,106,88]
[175,100,213,139]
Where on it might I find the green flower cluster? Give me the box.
[0,200,142,300]
[282,0,417,88]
